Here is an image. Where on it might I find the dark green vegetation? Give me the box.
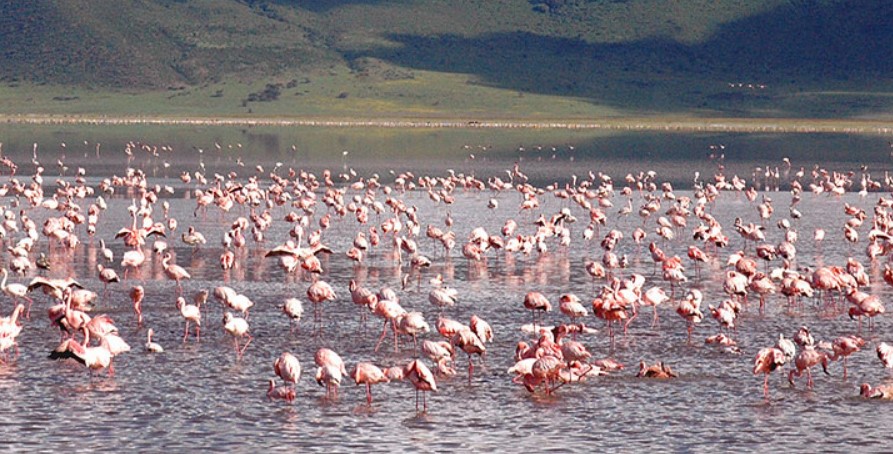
[1,0,891,120]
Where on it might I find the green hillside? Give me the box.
[0,0,890,121]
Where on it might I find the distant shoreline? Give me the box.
[2,114,892,135]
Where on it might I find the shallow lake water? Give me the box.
[0,126,892,451]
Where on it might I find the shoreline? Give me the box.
[1,114,892,135]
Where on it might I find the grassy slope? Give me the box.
[0,0,890,123]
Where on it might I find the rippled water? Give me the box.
[0,129,892,451]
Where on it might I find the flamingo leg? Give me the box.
[183,321,190,342]
[467,355,474,385]
[366,383,373,405]
[24,296,34,320]
[392,318,399,353]
[240,335,252,356]
[374,320,389,352]
[763,374,770,399]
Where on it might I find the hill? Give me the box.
[0,0,891,120]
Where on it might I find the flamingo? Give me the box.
[469,315,493,345]
[861,383,893,399]
[315,348,347,399]
[267,379,296,402]
[0,304,25,359]
[181,226,207,250]
[1,268,33,318]
[130,285,145,325]
[753,347,787,398]
[676,289,704,343]
[222,312,252,358]
[877,342,893,369]
[352,362,390,405]
[99,239,114,263]
[176,296,201,342]
[145,328,163,353]
[788,345,830,389]
[423,340,456,376]
[429,286,459,312]
[396,311,429,351]
[307,280,336,325]
[847,292,886,331]
[349,279,377,326]
[373,297,406,353]
[96,264,120,297]
[162,252,191,293]
[48,336,114,376]
[404,359,437,412]
[636,360,678,378]
[641,286,669,329]
[120,248,146,279]
[451,329,486,384]
[281,298,304,332]
[558,293,588,327]
[523,291,552,331]
[830,335,865,379]
[223,293,254,318]
[274,352,302,388]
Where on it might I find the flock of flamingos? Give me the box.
[0,141,892,413]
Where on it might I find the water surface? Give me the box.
[0,126,891,451]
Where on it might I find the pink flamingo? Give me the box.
[451,329,486,384]
[145,329,163,353]
[641,286,669,329]
[847,291,886,331]
[281,298,304,332]
[523,291,552,331]
[130,285,144,325]
[0,304,25,360]
[753,347,786,399]
[267,379,296,402]
[306,280,336,325]
[558,293,588,327]
[222,312,252,358]
[830,335,865,379]
[676,289,704,343]
[49,336,114,376]
[372,297,406,352]
[274,352,302,389]
[861,383,893,399]
[162,252,191,294]
[120,248,146,280]
[352,362,390,405]
[176,296,201,342]
[96,264,120,297]
[349,279,377,327]
[404,359,437,412]
[469,315,493,346]
[687,245,708,278]
[1,269,33,318]
[877,342,893,369]
[788,346,830,389]
[315,348,347,399]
